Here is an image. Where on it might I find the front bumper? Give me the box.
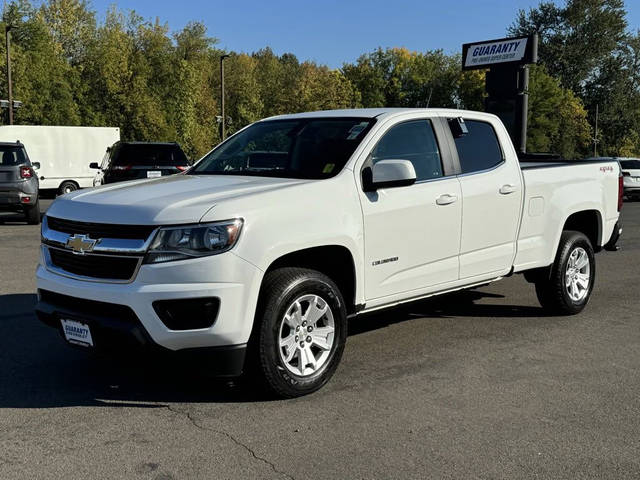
[35,250,264,363]
[35,290,247,376]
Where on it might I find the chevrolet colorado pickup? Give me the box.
[36,109,623,397]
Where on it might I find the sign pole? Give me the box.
[517,65,529,154]
[462,34,538,156]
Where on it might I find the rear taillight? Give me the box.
[112,165,132,171]
[618,174,624,212]
[20,166,33,178]
[176,166,188,172]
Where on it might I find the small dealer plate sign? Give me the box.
[61,319,94,347]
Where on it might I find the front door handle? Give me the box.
[499,184,518,194]
[436,193,458,205]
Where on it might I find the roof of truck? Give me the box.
[264,108,496,121]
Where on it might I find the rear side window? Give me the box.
[370,120,443,181]
[112,144,188,167]
[451,120,503,174]
[0,146,28,166]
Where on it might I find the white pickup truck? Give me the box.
[36,108,623,397]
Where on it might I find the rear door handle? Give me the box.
[436,193,458,205]
[499,184,518,194]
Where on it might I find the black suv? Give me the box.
[0,141,41,224]
[91,142,190,185]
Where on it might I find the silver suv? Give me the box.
[0,141,40,224]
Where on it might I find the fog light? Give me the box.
[152,297,220,330]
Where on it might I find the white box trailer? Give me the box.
[0,125,120,194]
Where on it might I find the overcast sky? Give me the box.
[90,0,640,68]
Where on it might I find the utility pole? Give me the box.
[220,54,230,140]
[5,25,13,125]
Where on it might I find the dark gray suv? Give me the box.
[0,141,40,224]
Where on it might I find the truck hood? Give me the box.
[46,174,308,224]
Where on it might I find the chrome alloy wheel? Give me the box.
[278,294,335,377]
[565,247,591,302]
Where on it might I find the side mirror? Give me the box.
[364,159,416,191]
[89,162,100,169]
[32,162,40,170]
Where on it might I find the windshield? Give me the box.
[112,144,188,167]
[191,117,375,179]
[620,159,640,169]
[0,145,29,166]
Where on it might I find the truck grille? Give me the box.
[48,248,140,281]
[46,216,156,240]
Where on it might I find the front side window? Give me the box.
[451,120,503,174]
[191,118,375,179]
[370,120,443,181]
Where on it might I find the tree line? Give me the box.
[1,0,638,160]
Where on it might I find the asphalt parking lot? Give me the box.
[1,200,639,479]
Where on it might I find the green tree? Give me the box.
[509,0,637,156]
[509,0,628,94]
[527,65,591,158]
[342,47,484,110]
[2,1,80,125]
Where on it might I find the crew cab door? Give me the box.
[448,118,523,279]
[359,118,462,300]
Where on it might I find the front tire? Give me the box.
[252,267,347,398]
[535,231,595,315]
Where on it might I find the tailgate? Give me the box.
[0,166,20,183]
[119,166,179,180]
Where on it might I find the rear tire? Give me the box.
[58,181,78,196]
[534,230,595,315]
[250,267,347,398]
[25,199,41,225]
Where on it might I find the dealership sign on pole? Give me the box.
[462,35,537,71]
[461,34,538,154]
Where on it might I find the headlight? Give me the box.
[144,219,243,264]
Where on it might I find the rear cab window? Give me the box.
[449,119,503,174]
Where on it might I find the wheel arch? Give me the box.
[263,245,358,315]
[561,209,603,252]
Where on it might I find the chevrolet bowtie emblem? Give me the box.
[65,234,98,254]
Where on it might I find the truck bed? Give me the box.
[514,158,621,272]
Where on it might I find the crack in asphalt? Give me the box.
[165,405,295,480]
